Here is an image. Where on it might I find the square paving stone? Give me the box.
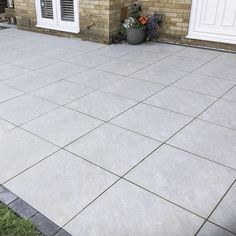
[32,80,94,105]
[13,55,59,70]
[0,185,17,205]
[96,59,146,76]
[209,183,236,234]
[66,69,123,89]
[145,87,216,117]
[66,123,160,175]
[154,55,207,72]
[120,49,171,65]
[0,128,58,183]
[0,64,29,81]
[5,150,118,226]
[111,103,192,142]
[0,84,23,103]
[198,222,235,236]
[102,78,164,101]
[3,71,61,92]
[95,44,138,58]
[0,94,58,125]
[173,73,235,97]
[199,99,236,130]
[0,119,15,134]
[195,57,236,81]
[68,53,111,68]
[168,120,236,169]
[223,87,236,102]
[131,65,187,85]
[175,47,221,61]
[126,145,236,217]
[67,91,137,121]
[22,107,103,147]
[64,180,203,236]
[8,198,37,219]
[38,62,88,79]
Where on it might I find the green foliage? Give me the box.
[0,203,40,236]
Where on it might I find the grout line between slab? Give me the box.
[195,180,236,235]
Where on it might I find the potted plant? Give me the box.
[122,4,148,45]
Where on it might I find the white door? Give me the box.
[35,0,79,33]
[188,0,236,44]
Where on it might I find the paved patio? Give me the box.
[0,27,236,236]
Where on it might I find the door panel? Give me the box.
[188,0,236,44]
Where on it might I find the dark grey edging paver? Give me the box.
[0,185,71,236]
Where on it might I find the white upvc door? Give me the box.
[35,0,79,33]
[188,0,236,44]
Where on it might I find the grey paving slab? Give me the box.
[198,222,235,236]
[154,55,207,72]
[5,150,118,226]
[95,44,138,58]
[64,180,203,236]
[68,53,111,68]
[96,59,146,76]
[102,77,164,101]
[31,213,60,236]
[0,128,58,183]
[9,198,37,219]
[38,62,88,79]
[22,107,103,147]
[210,183,236,234]
[168,120,236,169]
[142,43,185,54]
[0,94,58,125]
[12,55,59,70]
[55,229,72,236]
[173,73,235,97]
[0,84,23,103]
[126,145,236,217]
[32,80,94,105]
[195,58,236,81]
[199,99,236,130]
[223,87,236,102]
[111,103,192,141]
[66,69,123,89]
[66,123,160,175]
[175,47,221,61]
[2,71,61,92]
[120,49,172,65]
[131,65,187,85]
[38,47,82,60]
[0,64,29,81]
[67,91,137,121]
[0,119,15,134]
[145,87,216,117]
[0,185,17,205]
[0,50,32,64]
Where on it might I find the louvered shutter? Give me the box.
[41,0,53,19]
[61,0,74,21]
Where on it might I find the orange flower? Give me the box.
[139,16,148,25]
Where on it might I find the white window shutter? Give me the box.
[61,0,74,21]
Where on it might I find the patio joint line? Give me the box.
[195,179,236,235]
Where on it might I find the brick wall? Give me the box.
[14,0,236,50]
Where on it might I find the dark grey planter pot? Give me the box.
[126,28,146,45]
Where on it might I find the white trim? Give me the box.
[36,24,79,33]
[35,0,80,33]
